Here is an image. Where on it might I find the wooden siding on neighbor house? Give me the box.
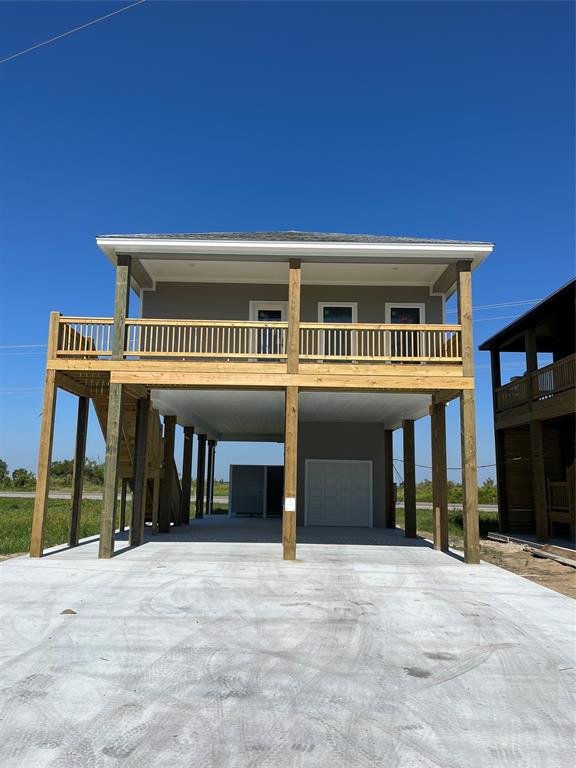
[502,426,534,533]
[501,421,573,534]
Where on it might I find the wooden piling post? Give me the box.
[431,402,449,552]
[158,415,176,533]
[287,260,301,374]
[180,426,194,524]
[195,434,207,518]
[69,395,89,547]
[99,383,124,558]
[384,429,396,528]
[282,386,299,560]
[30,369,58,557]
[457,261,480,564]
[402,419,417,538]
[119,478,128,532]
[130,395,150,546]
[206,439,216,515]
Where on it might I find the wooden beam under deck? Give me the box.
[49,359,467,378]
[107,370,474,392]
[47,358,474,394]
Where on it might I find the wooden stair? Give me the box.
[91,387,180,526]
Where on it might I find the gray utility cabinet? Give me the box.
[229,465,284,518]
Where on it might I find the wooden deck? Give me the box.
[494,353,575,427]
[48,313,469,395]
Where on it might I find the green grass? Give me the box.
[395,506,499,539]
[0,498,499,557]
[0,498,105,556]
[0,498,230,556]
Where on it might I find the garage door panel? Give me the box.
[306,460,372,527]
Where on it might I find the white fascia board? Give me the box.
[96,237,493,263]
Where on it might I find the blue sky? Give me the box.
[0,1,574,484]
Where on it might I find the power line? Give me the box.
[0,344,46,349]
[0,0,147,65]
[393,458,496,472]
[473,314,521,323]
[446,298,542,313]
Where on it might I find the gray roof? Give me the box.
[478,278,576,352]
[97,230,491,245]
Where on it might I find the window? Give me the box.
[385,304,426,359]
[318,303,358,357]
[385,304,425,325]
[249,302,287,356]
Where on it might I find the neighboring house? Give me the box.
[30,231,493,562]
[479,280,576,542]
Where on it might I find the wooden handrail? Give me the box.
[300,322,462,331]
[127,318,288,329]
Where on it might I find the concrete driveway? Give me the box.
[0,519,574,768]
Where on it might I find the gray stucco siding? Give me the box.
[296,422,386,527]
[142,282,443,324]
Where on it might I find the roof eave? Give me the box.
[96,236,493,263]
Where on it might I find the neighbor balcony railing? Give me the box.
[495,353,576,412]
[53,316,463,364]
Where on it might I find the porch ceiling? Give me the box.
[151,388,432,440]
[137,259,445,287]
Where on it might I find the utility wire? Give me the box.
[393,458,496,471]
[0,0,147,65]
[446,299,542,313]
[0,344,47,349]
[473,314,521,323]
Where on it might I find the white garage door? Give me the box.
[305,460,372,526]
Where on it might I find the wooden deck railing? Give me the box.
[495,376,531,411]
[56,318,113,356]
[125,319,289,359]
[299,323,462,362]
[532,354,576,399]
[54,316,463,364]
[495,353,576,412]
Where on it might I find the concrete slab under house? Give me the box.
[1,529,575,768]
[30,231,495,562]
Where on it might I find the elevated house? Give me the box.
[479,279,576,541]
[30,231,494,562]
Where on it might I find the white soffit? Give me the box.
[142,259,444,286]
[151,389,432,437]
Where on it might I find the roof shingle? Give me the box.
[97,230,491,245]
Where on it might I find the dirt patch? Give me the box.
[478,540,576,599]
